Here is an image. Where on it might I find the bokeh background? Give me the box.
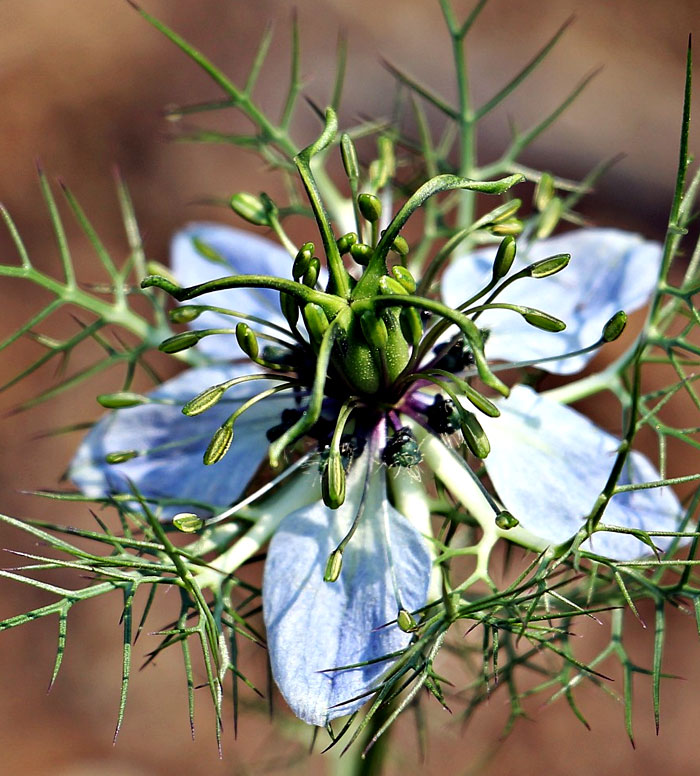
[0,1,699,774]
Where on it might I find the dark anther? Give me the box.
[382,426,422,468]
[426,394,460,435]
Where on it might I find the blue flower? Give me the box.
[70,223,682,726]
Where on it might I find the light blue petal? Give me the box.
[171,223,290,359]
[442,229,661,374]
[263,459,432,726]
[481,385,683,560]
[70,364,299,518]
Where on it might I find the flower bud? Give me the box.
[391,235,410,256]
[203,424,233,465]
[324,549,344,583]
[169,305,203,324]
[358,193,382,223]
[360,311,388,350]
[322,451,346,509]
[337,232,358,255]
[173,513,204,533]
[520,308,566,332]
[350,242,373,266]
[182,384,227,416]
[105,450,139,464]
[229,192,269,226]
[602,310,628,342]
[397,608,417,632]
[302,257,321,288]
[340,133,359,181]
[460,411,490,459]
[534,173,555,211]
[97,392,148,409]
[491,235,517,281]
[235,322,259,360]
[391,265,417,293]
[528,253,570,278]
[303,303,329,343]
[158,331,201,354]
[495,510,519,530]
[292,242,315,280]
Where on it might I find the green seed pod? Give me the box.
[535,173,555,211]
[391,235,410,256]
[399,306,423,347]
[203,424,233,465]
[350,242,373,266]
[391,265,417,293]
[460,411,490,459]
[495,510,519,530]
[322,451,346,509]
[491,235,517,281]
[235,322,259,360]
[536,197,563,239]
[602,310,628,342]
[324,548,343,583]
[397,608,416,632]
[158,331,201,354]
[340,133,359,181]
[280,292,299,329]
[358,192,382,223]
[337,232,358,255]
[173,513,204,533]
[378,275,408,296]
[491,219,523,236]
[229,192,269,226]
[528,253,570,278]
[303,303,330,344]
[360,311,389,350]
[169,305,203,324]
[302,257,321,288]
[182,384,227,416]
[97,392,148,409]
[105,450,139,464]
[292,242,315,280]
[520,308,566,332]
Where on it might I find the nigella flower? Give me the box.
[69,216,682,727]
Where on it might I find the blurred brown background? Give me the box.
[0,1,699,774]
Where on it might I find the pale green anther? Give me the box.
[397,608,416,632]
[391,265,417,293]
[340,133,359,181]
[235,322,259,360]
[460,411,490,459]
[489,198,522,224]
[192,237,227,267]
[203,424,233,465]
[324,548,343,583]
[292,242,315,280]
[602,310,628,342]
[303,302,330,343]
[97,392,148,409]
[169,305,202,324]
[322,451,346,509]
[520,308,566,332]
[360,311,388,349]
[337,232,358,255]
[105,450,139,464]
[145,261,178,285]
[182,384,227,416]
[280,292,299,329]
[491,219,524,236]
[158,331,201,354]
[173,513,204,533]
[302,257,321,288]
[400,306,423,346]
[495,510,519,530]
[358,193,382,223]
[536,197,563,239]
[535,173,555,211]
[528,253,570,278]
[229,192,270,226]
[491,236,517,281]
[378,275,408,296]
[391,235,410,256]
[350,242,373,266]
